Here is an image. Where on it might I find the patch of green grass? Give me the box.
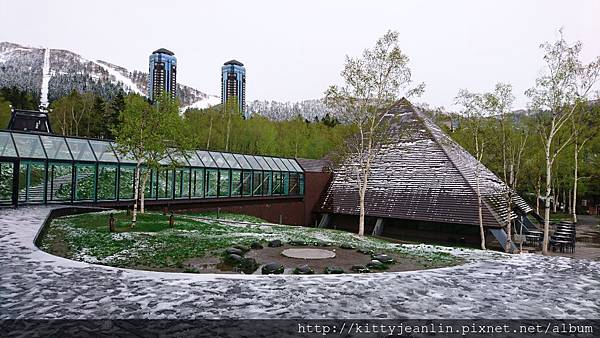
[39,210,463,271]
[183,211,267,223]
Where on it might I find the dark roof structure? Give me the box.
[7,109,52,134]
[224,59,244,66]
[153,48,175,56]
[321,99,532,229]
[297,158,332,173]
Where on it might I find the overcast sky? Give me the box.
[1,0,598,109]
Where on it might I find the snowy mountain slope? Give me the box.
[0,42,217,109]
[247,99,328,121]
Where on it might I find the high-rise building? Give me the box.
[148,48,177,102]
[221,60,247,117]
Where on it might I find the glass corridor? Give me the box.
[0,130,305,206]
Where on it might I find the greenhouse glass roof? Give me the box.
[0,131,304,173]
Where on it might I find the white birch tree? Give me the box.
[525,30,600,255]
[325,30,424,236]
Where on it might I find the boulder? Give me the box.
[268,240,283,247]
[340,244,355,250]
[372,254,395,264]
[250,242,264,249]
[234,245,250,253]
[324,266,345,274]
[351,265,370,273]
[262,262,285,274]
[293,265,314,275]
[238,257,259,274]
[224,253,243,265]
[357,248,374,255]
[225,247,244,256]
[366,259,387,270]
[289,240,307,246]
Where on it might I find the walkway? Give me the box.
[1,206,599,319]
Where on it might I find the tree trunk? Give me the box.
[474,134,486,250]
[536,176,541,215]
[573,144,579,223]
[225,113,232,152]
[140,169,150,214]
[206,115,213,149]
[542,143,552,255]
[131,162,141,228]
[358,184,366,237]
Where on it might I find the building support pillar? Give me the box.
[372,218,384,236]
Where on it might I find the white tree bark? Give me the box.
[131,161,141,228]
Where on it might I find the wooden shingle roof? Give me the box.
[320,99,532,228]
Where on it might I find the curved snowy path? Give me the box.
[1,206,599,319]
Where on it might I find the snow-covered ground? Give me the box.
[182,95,222,111]
[0,206,599,319]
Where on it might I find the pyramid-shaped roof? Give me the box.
[321,99,532,228]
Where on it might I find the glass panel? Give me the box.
[231,170,242,196]
[196,150,217,168]
[156,168,169,199]
[112,142,137,164]
[288,159,304,172]
[244,155,262,170]
[97,165,117,200]
[255,156,272,170]
[12,133,46,159]
[147,169,156,199]
[209,152,229,168]
[205,169,218,197]
[280,158,296,172]
[192,168,204,198]
[263,156,281,171]
[174,168,190,198]
[272,157,288,172]
[233,153,252,170]
[40,135,72,160]
[218,169,230,197]
[222,153,241,169]
[299,173,305,195]
[272,172,283,195]
[66,138,95,162]
[89,140,118,163]
[118,166,135,200]
[166,169,174,198]
[0,132,17,157]
[0,162,14,202]
[242,170,252,196]
[252,171,263,196]
[19,161,46,202]
[184,151,203,167]
[159,154,173,165]
[49,163,72,201]
[263,171,272,195]
[142,168,152,199]
[283,172,289,195]
[75,163,95,201]
[289,173,300,195]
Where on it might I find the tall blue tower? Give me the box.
[148,48,177,102]
[221,60,247,118]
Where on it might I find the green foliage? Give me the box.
[0,95,11,129]
[184,107,353,159]
[0,86,39,110]
[49,90,119,138]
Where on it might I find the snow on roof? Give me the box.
[320,99,533,228]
